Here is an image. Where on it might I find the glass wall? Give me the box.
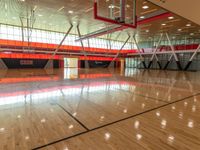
[0,24,136,50]
[125,58,141,68]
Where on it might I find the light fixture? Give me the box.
[178,29,182,31]
[68,10,73,14]
[109,5,115,9]
[186,23,191,27]
[161,23,166,26]
[190,33,194,36]
[142,5,149,9]
[0,128,5,132]
[168,16,174,20]
[140,16,145,19]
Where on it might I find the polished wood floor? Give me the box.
[0,68,200,150]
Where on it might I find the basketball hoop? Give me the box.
[94,0,137,29]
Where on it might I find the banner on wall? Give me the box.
[20,60,33,65]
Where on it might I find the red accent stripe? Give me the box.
[137,12,172,25]
[0,53,121,61]
[0,39,137,54]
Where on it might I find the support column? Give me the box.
[148,34,163,69]
[0,59,8,69]
[163,54,173,70]
[45,24,73,69]
[20,17,25,50]
[109,34,130,67]
[77,25,89,68]
[184,44,200,70]
[166,33,182,70]
[133,35,147,68]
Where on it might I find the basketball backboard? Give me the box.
[94,0,137,28]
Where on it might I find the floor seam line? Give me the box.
[56,103,90,131]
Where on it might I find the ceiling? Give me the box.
[147,0,200,26]
[0,0,200,42]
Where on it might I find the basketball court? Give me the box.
[0,0,200,150]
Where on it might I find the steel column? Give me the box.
[133,36,147,68]
[148,34,163,69]
[77,25,90,68]
[166,33,182,70]
[109,34,130,67]
[20,17,25,50]
[52,24,73,57]
[184,44,200,70]
[163,54,173,70]
[45,24,73,69]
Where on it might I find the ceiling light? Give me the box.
[168,16,174,20]
[142,5,149,9]
[140,16,145,19]
[186,24,191,27]
[161,23,166,26]
[178,29,182,31]
[109,5,115,9]
[19,0,25,2]
[68,10,73,14]
[146,30,149,32]
[0,128,5,132]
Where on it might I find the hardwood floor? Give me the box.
[0,68,200,150]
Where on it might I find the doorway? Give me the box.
[64,58,78,68]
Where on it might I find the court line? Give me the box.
[116,87,197,104]
[115,88,169,104]
[32,92,200,150]
[57,103,90,131]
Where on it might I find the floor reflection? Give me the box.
[0,68,200,149]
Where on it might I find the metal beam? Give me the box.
[128,49,200,56]
[44,24,73,69]
[184,44,200,70]
[132,35,147,68]
[75,25,125,42]
[0,47,117,57]
[163,54,173,70]
[109,34,130,67]
[20,17,25,50]
[148,34,163,69]
[166,33,182,70]
[52,24,73,57]
[77,25,89,68]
